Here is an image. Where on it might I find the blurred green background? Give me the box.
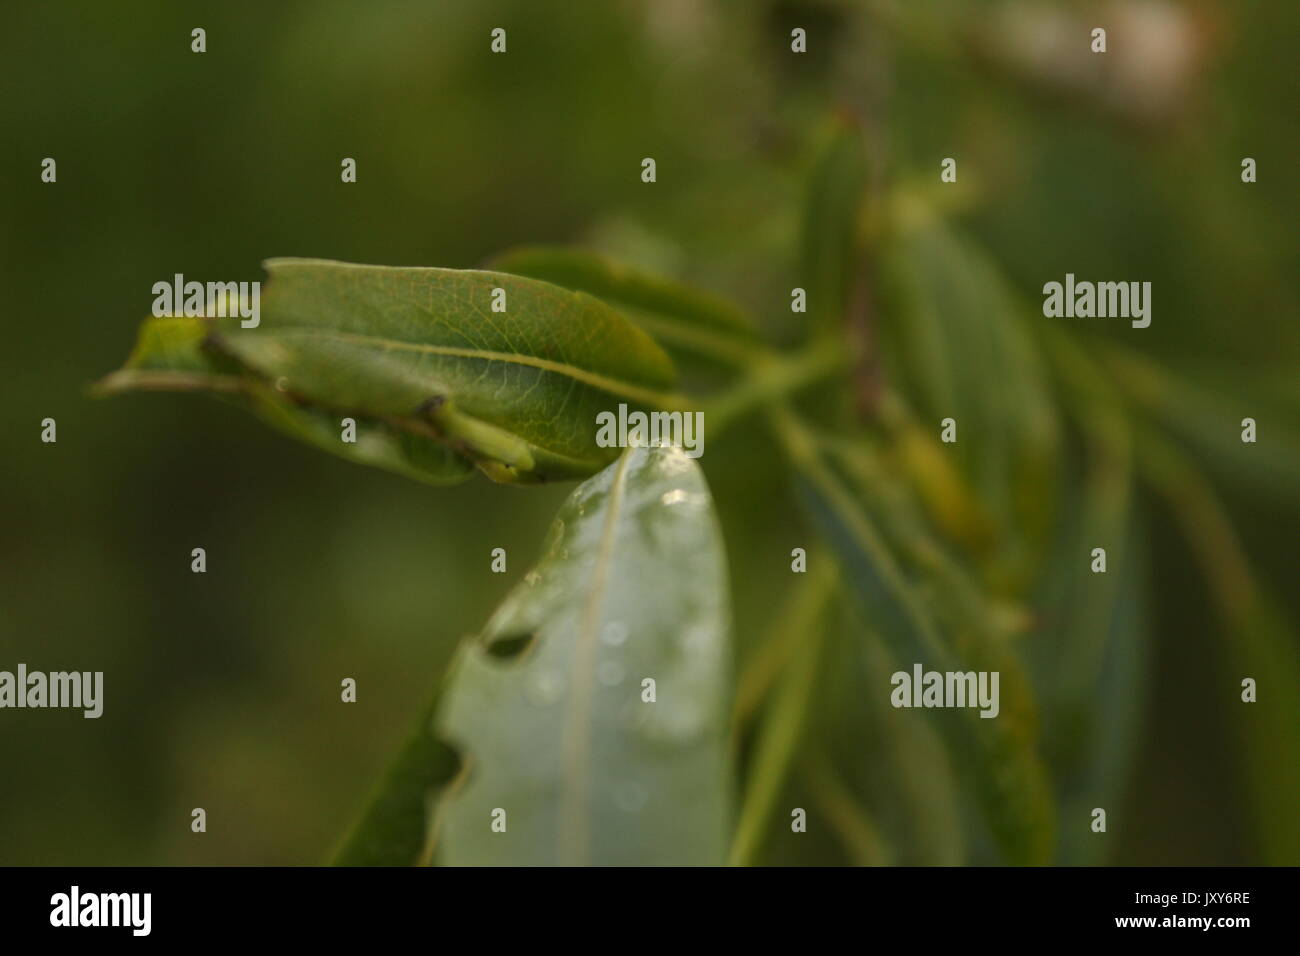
[1,0,1296,865]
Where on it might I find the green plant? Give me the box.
[98,120,1300,867]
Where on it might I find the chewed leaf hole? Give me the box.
[481,629,538,661]
[426,737,467,787]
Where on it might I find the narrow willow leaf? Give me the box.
[729,566,835,866]
[733,558,837,730]
[878,218,1060,582]
[96,316,474,486]
[809,596,964,866]
[800,116,869,337]
[431,446,732,865]
[490,246,763,367]
[819,436,1040,863]
[850,623,965,866]
[1034,324,1158,863]
[1028,488,1147,865]
[889,420,997,554]
[102,259,686,484]
[803,752,893,867]
[331,695,462,866]
[771,407,1054,864]
[1102,346,1300,504]
[1124,423,1300,865]
[1226,593,1300,865]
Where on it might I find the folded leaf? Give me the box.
[431,446,733,865]
[97,316,475,486]
[101,259,687,484]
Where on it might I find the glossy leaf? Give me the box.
[430,446,733,865]
[101,259,687,484]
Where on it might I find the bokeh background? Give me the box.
[1,0,1296,864]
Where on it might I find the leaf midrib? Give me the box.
[558,448,633,865]
[258,328,686,409]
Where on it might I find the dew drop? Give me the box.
[525,670,564,706]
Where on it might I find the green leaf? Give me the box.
[1034,325,1159,863]
[430,446,733,865]
[825,601,965,865]
[101,259,687,484]
[1028,487,1148,865]
[770,407,1055,864]
[1102,346,1300,505]
[244,383,475,486]
[800,116,870,337]
[490,246,763,368]
[97,316,475,486]
[1226,593,1300,865]
[330,694,462,866]
[878,218,1060,580]
[1121,421,1300,866]
[729,563,837,865]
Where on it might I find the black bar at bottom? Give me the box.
[0,865,1280,941]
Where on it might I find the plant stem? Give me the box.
[733,560,838,731]
[704,339,850,437]
[804,752,893,866]
[728,587,832,866]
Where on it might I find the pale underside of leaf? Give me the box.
[430,446,733,865]
[96,316,474,485]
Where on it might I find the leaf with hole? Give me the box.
[430,445,733,865]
